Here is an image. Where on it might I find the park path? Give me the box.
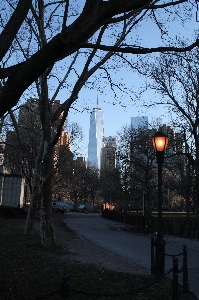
[64,212,199,299]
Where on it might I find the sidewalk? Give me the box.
[64,212,199,299]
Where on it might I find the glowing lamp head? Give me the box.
[152,131,168,152]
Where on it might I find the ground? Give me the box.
[53,213,149,275]
[0,210,197,299]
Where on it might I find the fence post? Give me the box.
[151,236,155,275]
[189,221,192,238]
[171,218,173,235]
[62,272,69,300]
[183,245,189,293]
[172,256,179,300]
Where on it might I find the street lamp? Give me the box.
[152,130,168,276]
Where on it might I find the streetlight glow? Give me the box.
[152,131,168,152]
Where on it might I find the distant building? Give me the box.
[131,116,148,131]
[18,97,40,127]
[4,98,72,173]
[75,157,86,166]
[103,136,116,148]
[159,124,175,155]
[88,101,104,169]
[51,100,71,150]
[72,157,86,173]
[101,136,116,171]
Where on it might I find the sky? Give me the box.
[56,1,199,159]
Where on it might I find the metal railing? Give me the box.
[102,210,199,239]
[151,237,189,300]
[32,242,189,300]
[34,271,169,300]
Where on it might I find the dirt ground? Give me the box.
[8,211,197,300]
[50,213,150,275]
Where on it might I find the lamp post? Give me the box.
[152,130,168,277]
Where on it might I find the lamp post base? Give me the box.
[155,233,166,277]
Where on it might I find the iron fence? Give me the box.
[102,210,199,239]
[33,271,170,300]
[151,238,189,300]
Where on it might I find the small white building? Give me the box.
[0,166,25,207]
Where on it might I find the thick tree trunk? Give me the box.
[24,142,43,235]
[196,173,199,220]
[194,158,199,219]
[24,197,37,235]
[40,198,55,246]
[40,147,56,246]
[24,170,41,234]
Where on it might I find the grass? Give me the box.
[0,214,197,300]
[129,211,197,218]
[152,212,197,218]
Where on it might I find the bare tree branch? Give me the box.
[0,0,32,61]
[83,40,199,54]
[0,0,192,116]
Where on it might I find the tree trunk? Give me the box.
[40,146,56,246]
[24,185,40,235]
[24,166,42,234]
[24,143,43,235]
[196,173,199,220]
[194,158,199,219]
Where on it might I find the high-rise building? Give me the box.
[101,136,116,170]
[4,98,72,173]
[88,102,104,169]
[131,116,148,131]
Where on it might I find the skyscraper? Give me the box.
[88,102,104,169]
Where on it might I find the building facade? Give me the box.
[4,97,72,175]
[101,136,116,170]
[88,106,104,169]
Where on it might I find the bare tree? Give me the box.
[0,1,197,245]
[136,47,199,217]
[163,130,195,217]
[3,99,42,192]
[100,168,122,208]
[117,124,157,215]
[0,0,197,116]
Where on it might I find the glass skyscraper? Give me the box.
[88,106,104,169]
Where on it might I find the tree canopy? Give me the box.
[0,0,197,116]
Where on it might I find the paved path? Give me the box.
[64,212,199,299]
